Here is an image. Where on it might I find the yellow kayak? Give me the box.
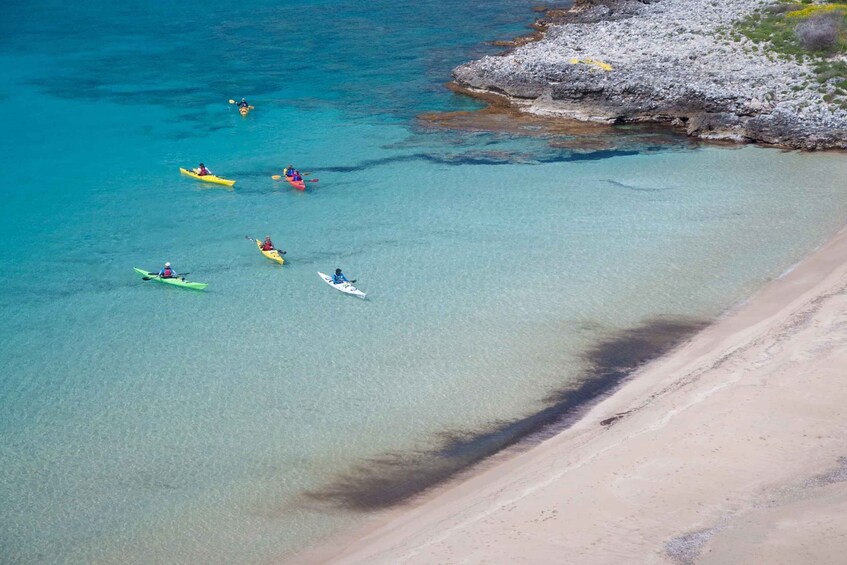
[179,168,236,187]
[239,106,249,116]
[256,239,284,264]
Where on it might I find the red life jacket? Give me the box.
[163,267,173,277]
[262,240,273,251]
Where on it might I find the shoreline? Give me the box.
[306,221,847,563]
[451,0,847,149]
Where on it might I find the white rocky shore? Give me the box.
[453,0,847,149]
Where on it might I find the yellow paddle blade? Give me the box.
[271,175,281,180]
[248,105,255,110]
[228,99,235,104]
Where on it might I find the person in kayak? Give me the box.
[195,163,211,176]
[332,268,355,284]
[159,262,177,278]
[261,236,275,251]
[283,165,295,178]
[238,97,249,108]
[292,170,303,182]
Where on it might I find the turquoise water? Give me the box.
[3,1,847,562]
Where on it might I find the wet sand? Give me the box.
[311,225,847,563]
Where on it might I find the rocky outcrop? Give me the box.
[453,0,847,149]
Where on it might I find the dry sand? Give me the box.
[314,225,847,564]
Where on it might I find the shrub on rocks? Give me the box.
[794,13,843,51]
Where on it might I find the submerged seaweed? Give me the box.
[304,317,707,510]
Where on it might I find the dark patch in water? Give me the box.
[319,154,425,173]
[303,317,707,511]
[29,76,213,108]
[604,179,672,192]
[316,147,642,174]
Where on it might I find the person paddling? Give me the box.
[158,262,177,279]
[261,235,275,251]
[237,97,249,109]
[292,170,303,182]
[332,268,355,285]
[283,165,295,178]
[194,163,211,176]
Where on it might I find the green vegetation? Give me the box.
[812,57,847,79]
[735,3,847,54]
[733,2,847,105]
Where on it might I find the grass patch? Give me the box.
[813,58,847,74]
[733,2,847,104]
[735,3,847,53]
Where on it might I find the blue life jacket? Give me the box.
[332,273,347,284]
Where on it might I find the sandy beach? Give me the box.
[315,224,847,563]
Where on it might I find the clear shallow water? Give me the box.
[2,1,847,563]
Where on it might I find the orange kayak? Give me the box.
[285,176,306,191]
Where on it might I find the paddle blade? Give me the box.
[308,179,319,183]
[271,175,281,180]
[228,99,235,104]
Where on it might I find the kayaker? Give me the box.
[238,97,249,108]
[332,268,355,284]
[292,171,303,182]
[158,262,177,279]
[261,236,275,251]
[283,165,295,177]
[195,163,211,176]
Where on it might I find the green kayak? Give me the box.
[134,268,208,291]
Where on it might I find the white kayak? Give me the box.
[318,271,366,299]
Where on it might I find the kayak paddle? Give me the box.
[142,272,190,281]
[271,175,317,183]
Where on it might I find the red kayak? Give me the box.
[285,176,306,191]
